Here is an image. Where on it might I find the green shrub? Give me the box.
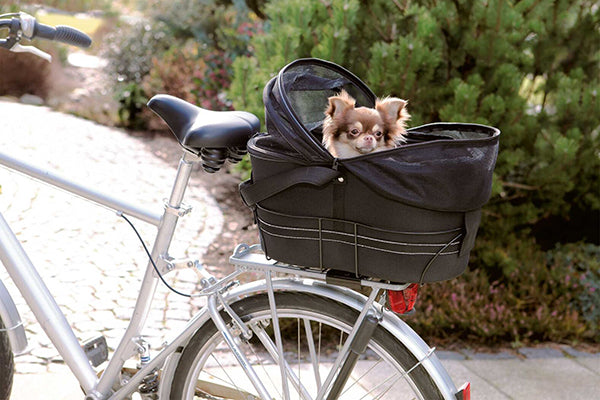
[116,82,148,130]
[145,0,256,56]
[105,0,260,128]
[17,0,111,13]
[142,42,234,112]
[549,244,600,336]
[412,243,599,346]
[103,19,170,84]
[142,41,203,104]
[102,19,170,128]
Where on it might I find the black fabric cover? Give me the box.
[264,59,376,163]
[342,125,499,211]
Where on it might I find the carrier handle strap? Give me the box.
[460,209,482,257]
[239,166,340,208]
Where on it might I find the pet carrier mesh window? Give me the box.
[241,58,500,284]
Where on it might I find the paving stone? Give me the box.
[560,345,600,358]
[517,347,564,359]
[461,349,516,360]
[30,346,60,360]
[464,358,599,400]
[165,308,193,321]
[14,354,46,365]
[89,310,116,323]
[436,350,466,360]
[576,357,600,375]
[14,362,47,374]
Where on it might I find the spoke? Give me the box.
[246,338,284,399]
[303,318,322,389]
[359,347,436,400]
[207,295,272,399]
[199,353,255,400]
[340,358,382,397]
[315,289,380,400]
[249,322,314,400]
[361,367,411,400]
[298,318,301,400]
[265,271,291,399]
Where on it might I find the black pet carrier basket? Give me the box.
[240,58,500,284]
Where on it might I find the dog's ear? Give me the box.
[326,90,356,118]
[376,97,409,123]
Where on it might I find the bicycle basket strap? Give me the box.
[239,166,340,207]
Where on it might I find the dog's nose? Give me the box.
[363,136,373,142]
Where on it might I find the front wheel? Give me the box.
[170,292,446,399]
[0,317,14,400]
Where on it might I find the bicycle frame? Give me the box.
[0,148,196,398]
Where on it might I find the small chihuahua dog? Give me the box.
[322,90,410,158]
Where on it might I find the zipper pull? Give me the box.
[332,158,339,171]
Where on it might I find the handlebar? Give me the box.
[0,12,92,60]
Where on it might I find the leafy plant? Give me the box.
[103,19,170,84]
[411,243,599,346]
[107,0,261,129]
[116,82,148,130]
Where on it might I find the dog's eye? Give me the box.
[350,129,360,136]
[374,131,383,137]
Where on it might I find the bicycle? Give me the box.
[0,12,473,400]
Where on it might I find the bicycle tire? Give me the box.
[0,317,14,400]
[169,292,445,399]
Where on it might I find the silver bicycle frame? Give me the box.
[0,149,196,398]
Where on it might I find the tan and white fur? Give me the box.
[322,90,410,158]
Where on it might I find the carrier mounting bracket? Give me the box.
[163,255,197,271]
[325,270,363,291]
[163,200,192,217]
[162,255,215,282]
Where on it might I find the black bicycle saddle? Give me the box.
[147,94,260,153]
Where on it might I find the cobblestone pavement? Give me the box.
[0,100,222,373]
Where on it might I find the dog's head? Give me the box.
[322,90,409,158]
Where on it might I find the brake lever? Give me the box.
[10,43,52,62]
[0,12,51,62]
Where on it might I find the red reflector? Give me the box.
[387,283,419,314]
[456,382,471,400]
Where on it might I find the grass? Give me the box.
[36,10,104,36]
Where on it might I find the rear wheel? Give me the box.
[170,292,445,399]
[0,317,14,400]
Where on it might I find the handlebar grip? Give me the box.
[54,25,92,47]
[34,22,92,48]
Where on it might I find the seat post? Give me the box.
[152,150,199,266]
[166,151,198,212]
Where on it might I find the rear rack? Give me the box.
[229,243,411,291]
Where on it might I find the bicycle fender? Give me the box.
[159,277,458,400]
[0,278,28,355]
